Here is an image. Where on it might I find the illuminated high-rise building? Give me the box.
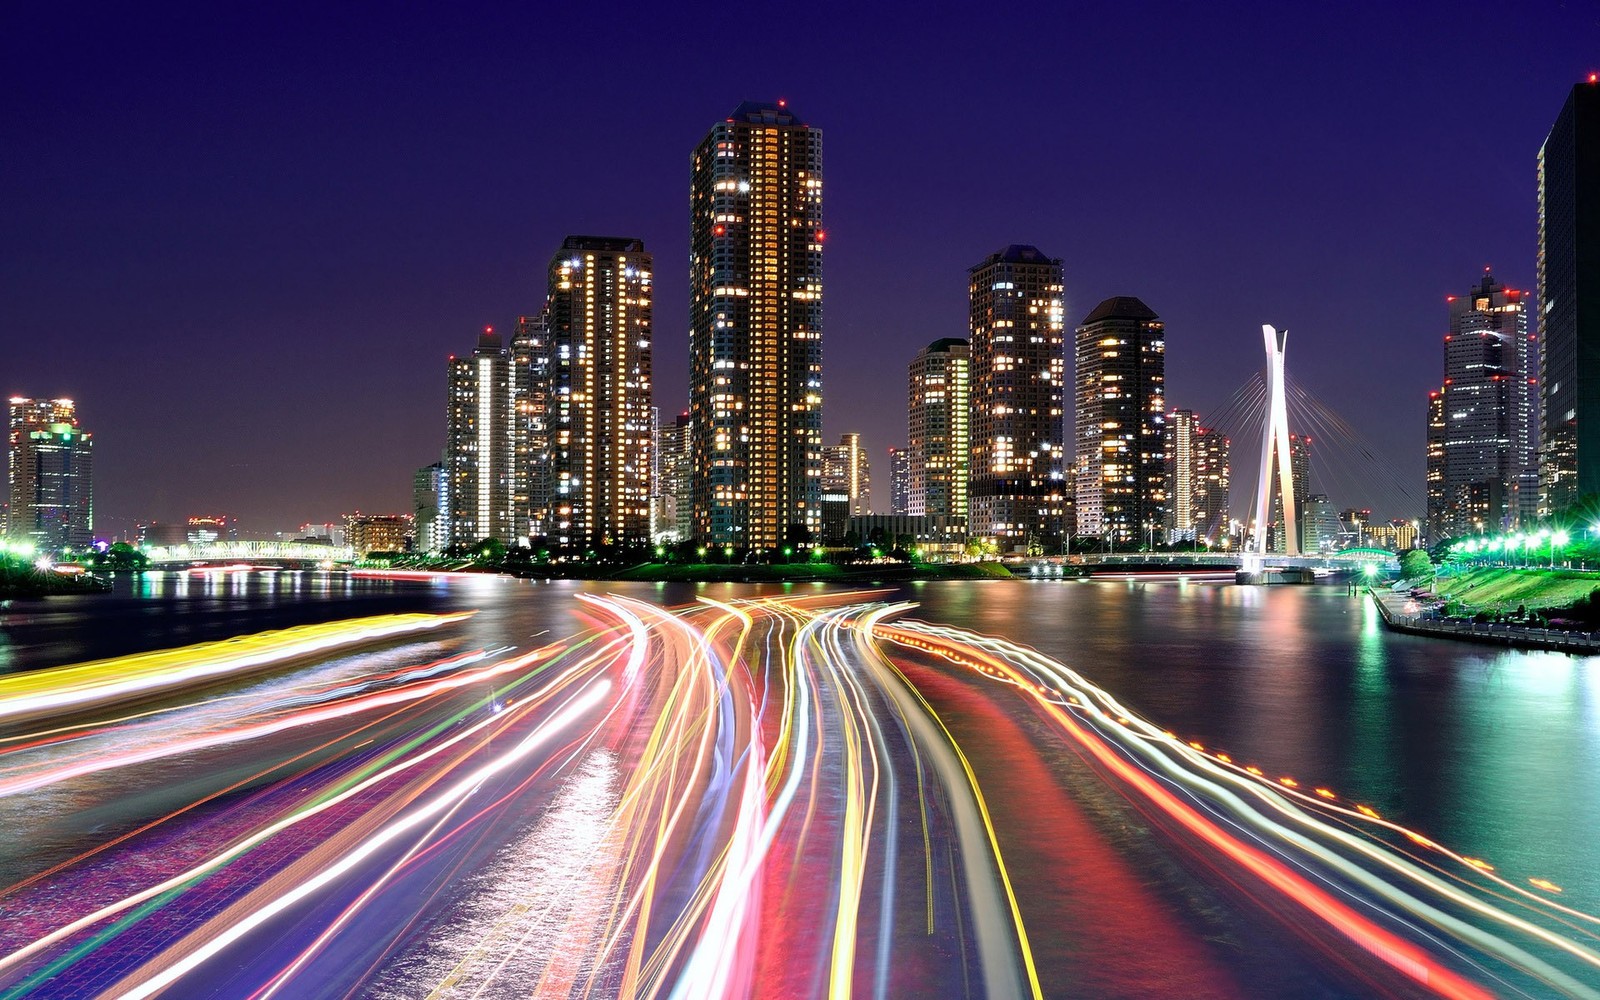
[1165,409,1198,543]
[653,411,692,543]
[1268,433,1311,552]
[1165,410,1227,544]
[445,330,513,546]
[185,514,236,544]
[1435,270,1533,538]
[6,397,93,551]
[1074,297,1165,545]
[1193,424,1230,545]
[510,313,552,540]
[413,461,445,553]
[541,236,654,548]
[1304,494,1342,552]
[823,433,871,515]
[690,101,824,548]
[887,447,911,516]
[1425,388,1446,543]
[1538,77,1600,513]
[969,247,1066,543]
[907,337,971,524]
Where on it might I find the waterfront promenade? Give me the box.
[1369,587,1600,654]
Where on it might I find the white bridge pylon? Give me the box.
[1251,324,1298,557]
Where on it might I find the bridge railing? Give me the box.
[1026,551,1398,570]
[143,541,356,563]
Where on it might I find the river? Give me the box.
[0,572,1595,998]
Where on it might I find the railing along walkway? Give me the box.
[1368,589,1600,654]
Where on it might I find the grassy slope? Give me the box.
[1435,567,1600,611]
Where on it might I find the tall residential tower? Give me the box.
[1074,297,1166,546]
[906,337,971,523]
[445,330,513,546]
[969,247,1066,544]
[541,236,654,548]
[1165,409,1229,545]
[689,101,824,548]
[823,432,871,515]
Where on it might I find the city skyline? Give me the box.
[4,6,1597,533]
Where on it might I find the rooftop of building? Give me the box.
[1080,296,1160,325]
[559,235,647,253]
[727,101,806,126]
[969,245,1060,271]
[921,336,970,353]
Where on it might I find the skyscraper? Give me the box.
[1166,409,1197,543]
[1165,410,1230,545]
[1268,434,1311,553]
[1303,494,1342,552]
[510,313,551,541]
[5,397,93,551]
[690,101,823,548]
[1538,77,1600,513]
[823,433,871,515]
[906,337,970,524]
[1193,424,1230,545]
[1074,297,1166,546]
[1435,270,1533,538]
[445,330,513,546]
[413,461,444,553]
[654,411,692,543]
[887,447,911,516]
[185,514,236,544]
[1425,388,1446,543]
[969,247,1066,544]
[541,236,654,548]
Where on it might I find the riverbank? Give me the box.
[594,561,1014,583]
[1368,587,1600,654]
[1432,566,1600,612]
[0,565,112,600]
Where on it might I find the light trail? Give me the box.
[0,612,473,724]
[0,595,1593,998]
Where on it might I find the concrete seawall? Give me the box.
[1368,588,1600,654]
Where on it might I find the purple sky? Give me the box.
[5,2,1597,535]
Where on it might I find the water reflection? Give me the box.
[4,573,1597,917]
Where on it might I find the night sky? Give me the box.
[4,2,1597,536]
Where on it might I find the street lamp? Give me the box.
[1552,529,1569,569]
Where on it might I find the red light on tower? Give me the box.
[815,229,825,242]
[713,224,726,236]
[778,98,787,107]
[1590,72,1598,84]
